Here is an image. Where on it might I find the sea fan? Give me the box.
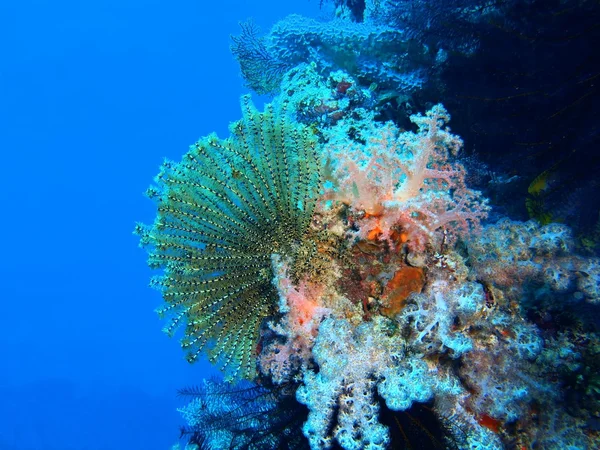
[230,20,290,95]
[136,95,321,380]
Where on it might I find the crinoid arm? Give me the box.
[137,95,322,381]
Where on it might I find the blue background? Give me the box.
[0,1,319,449]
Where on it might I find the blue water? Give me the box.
[0,1,319,449]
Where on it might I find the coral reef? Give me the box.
[155,97,599,447]
[140,2,600,449]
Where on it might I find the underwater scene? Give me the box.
[135,1,600,449]
[3,0,600,449]
[132,1,600,449]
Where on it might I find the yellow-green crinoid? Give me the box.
[136,95,322,381]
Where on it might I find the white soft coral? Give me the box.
[296,316,462,450]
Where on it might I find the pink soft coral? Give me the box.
[258,256,331,383]
[324,105,489,250]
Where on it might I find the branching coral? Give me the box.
[136,95,322,381]
[296,316,463,450]
[400,280,482,357]
[323,104,489,250]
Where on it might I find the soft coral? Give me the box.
[323,105,489,251]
